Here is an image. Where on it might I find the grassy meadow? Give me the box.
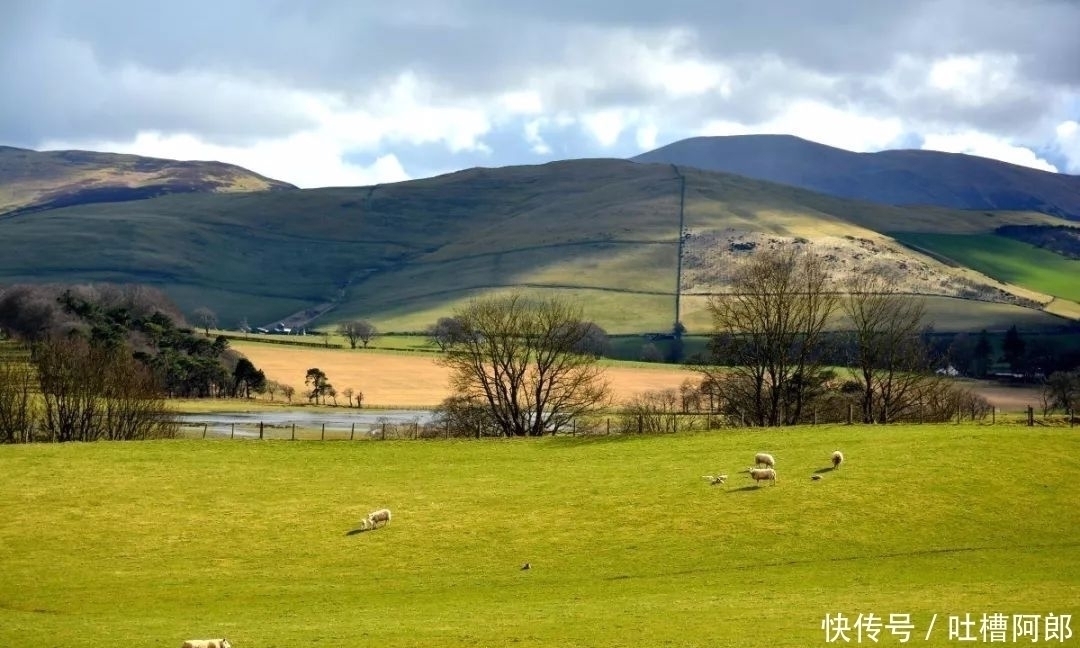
[1,424,1077,647]
[894,232,1080,303]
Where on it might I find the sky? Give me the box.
[2,0,1079,188]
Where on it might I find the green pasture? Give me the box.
[1,425,1076,647]
[894,233,1080,303]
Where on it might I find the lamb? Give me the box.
[363,508,392,530]
[181,640,231,648]
[754,453,775,469]
[702,474,728,485]
[748,467,777,486]
[831,450,844,469]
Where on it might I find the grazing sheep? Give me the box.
[182,640,231,648]
[831,450,844,469]
[811,474,823,481]
[364,508,392,529]
[521,562,531,570]
[702,474,728,485]
[749,467,777,486]
[755,453,775,469]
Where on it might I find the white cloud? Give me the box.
[635,122,659,150]
[42,130,410,188]
[927,54,1019,106]
[920,131,1058,172]
[700,100,904,152]
[524,119,551,155]
[582,108,632,148]
[1055,120,1080,173]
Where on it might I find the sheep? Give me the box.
[755,452,775,469]
[748,467,777,486]
[831,450,844,469]
[363,508,392,529]
[181,640,231,648]
[702,474,728,485]
[811,474,823,481]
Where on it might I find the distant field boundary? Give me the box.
[171,409,1076,441]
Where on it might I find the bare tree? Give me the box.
[438,294,609,437]
[0,347,37,443]
[427,316,467,352]
[338,320,378,349]
[282,384,296,403]
[343,387,354,407]
[703,248,838,426]
[193,307,217,335]
[843,270,930,423]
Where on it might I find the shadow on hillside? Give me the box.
[814,466,837,474]
[344,528,368,536]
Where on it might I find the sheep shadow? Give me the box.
[726,485,767,493]
[814,466,838,474]
[344,527,370,536]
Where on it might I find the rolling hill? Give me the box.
[1,154,1077,334]
[632,135,1080,220]
[0,145,295,216]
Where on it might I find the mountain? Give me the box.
[0,145,295,216]
[2,156,1076,334]
[632,135,1080,220]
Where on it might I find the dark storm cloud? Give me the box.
[0,0,1076,170]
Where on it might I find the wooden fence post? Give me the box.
[291,423,296,440]
[381,422,386,440]
[992,407,995,425]
[259,421,264,440]
[572,419,576,436]
[1027,406,1034,427]
[202,423,207,439]
[321,423,325,441]
[230,423,235,439]
[606,417,610,435]
[350,423,355,440]
[638,414,643,434]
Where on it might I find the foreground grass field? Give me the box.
[1,425,1077,647]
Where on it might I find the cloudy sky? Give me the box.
[2,0,1078,187]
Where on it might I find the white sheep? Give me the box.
[702,474,728,485]
[831,450,844,469]
[749,467,777,486]
[363,508,392,530]
[182,640,231,648]
[755,452,775,469]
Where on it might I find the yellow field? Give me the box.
[232,342,696,408]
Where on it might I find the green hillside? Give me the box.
[0,145,294,216]
[0,158,1074,332]
[893,233,1080,302]
[1,426,1076,647]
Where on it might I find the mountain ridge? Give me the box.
[1,154,1076,333]
[632,134,1080,220]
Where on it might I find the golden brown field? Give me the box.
[232,342,696,408]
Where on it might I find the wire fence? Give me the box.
[170,406,1077,441]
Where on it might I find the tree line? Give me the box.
[0,283,270,443]
[429,248,1068,436]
